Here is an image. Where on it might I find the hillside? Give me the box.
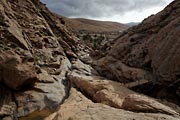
[66,18,129,33]
[0,0,180,120]
[64,18,129,51]
[126,22,140,27]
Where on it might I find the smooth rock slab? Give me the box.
[45,88,180,120]
[68,71,180,117]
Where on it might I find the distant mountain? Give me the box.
[65,18,129,33]
[126,22,140,27]
[60,17,129,50]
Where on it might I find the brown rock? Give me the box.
[0,86,17,120]
[100,0,180,85]
[68,70,179,117]
[0,50,38,90]
[0,0,179,120]
[121,94,179,115]
[94,56,153,83]
[14,57,71,119]
[45,88,180,120]
[0,0,78,119]
[95,0,180,105]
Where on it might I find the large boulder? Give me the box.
[0,50,38,90]
[45,88,180,120]
[68,70,179,117]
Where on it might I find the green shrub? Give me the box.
[82,34,92,42]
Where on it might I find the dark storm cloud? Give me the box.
[41,0,168,18]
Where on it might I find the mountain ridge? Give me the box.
[66,18,129,32]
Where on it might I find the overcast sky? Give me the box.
[41,0,174,23]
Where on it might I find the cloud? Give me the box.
[40,0,174,22]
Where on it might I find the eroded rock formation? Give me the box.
[0,0,85,119]
[0,0,179,120]
[95,0,180,104]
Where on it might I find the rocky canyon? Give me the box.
[0,0,180,120]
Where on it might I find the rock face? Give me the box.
[104,0,180,83]
[95,0,180,103]
[0,0,85,119]
[0,0,180,120]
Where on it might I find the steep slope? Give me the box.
[0,0,89,119]
[0,0,180,120]
[95,0,180,104]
